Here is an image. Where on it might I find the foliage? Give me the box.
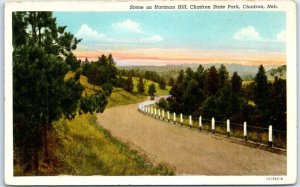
[157,98,169,110]
[148,83,156,97]
[268,65,286,79]
[254,65,272,127]
[204,66,219,95]
[119,68,167,89]
[13,12,111,173]
[159,78,167,90]
[218,64,229,89]
[137,77,145,94]
[81,54,118,87]
[13,12,83,172]
[168,77,175,87]
[166,64,286,133]
[123,76,134,93]
[231,72,242,93]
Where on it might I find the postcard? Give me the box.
[4,0,297,185]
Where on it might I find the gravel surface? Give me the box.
[97,102,286,175]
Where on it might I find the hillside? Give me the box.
[132,77,171,96]
[107,77,171,108]
[17,73,174,175]
[107,88,146,108]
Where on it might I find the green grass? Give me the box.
[107,77,171,108]
[14,73,173,176]
[132,77,171,96]
[50,114,174,175]
[65,71,101,96]
[242,80,254,86]
[130,77,171,96]
[107,88,147,108]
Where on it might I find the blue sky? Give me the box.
[54,11,286,66]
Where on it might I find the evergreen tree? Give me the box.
[168,70,185,113]
[148,83,156,100]
[218,64,229,89]
[168,77,175,87]
[137,77,145,94]
[204,66,219,95]
[183,79,205,115]
[254,65,272,126]
[12,12,108,172]
[231,71,242,94]
[159,78,167,90]
[194,65,206,88]
[124,76,134,93]
[270,77,287,131]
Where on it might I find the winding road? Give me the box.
[97,101,286,175]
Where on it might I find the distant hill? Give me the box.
[119,63,284,80]
[266,65,286,80]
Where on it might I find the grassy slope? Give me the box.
[65,71,101,96]
[107,88,146,108]
[107,77,171,108]
[46,73,174,175]
[51,114,173,175]
[132,77,171,96]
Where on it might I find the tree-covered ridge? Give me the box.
[118,68,167,90]
[163,64,286,132]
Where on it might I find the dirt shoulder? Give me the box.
[97,102,286,175]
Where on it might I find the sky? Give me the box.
[54,11,286,66]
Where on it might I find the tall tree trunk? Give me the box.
[41,125,49,163]
[31,143,38,172]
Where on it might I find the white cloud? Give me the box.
[112,19,143,33]
[75,24,108,42]
[233,26,262,41]
[141,35,163,42]
[276,30,286,42]
[75,23,163,49]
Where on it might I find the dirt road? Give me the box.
[97,103,286,175]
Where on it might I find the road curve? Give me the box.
[97,102,286,175]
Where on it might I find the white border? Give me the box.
[4,0,297,185]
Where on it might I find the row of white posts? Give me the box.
[138,102,273,147]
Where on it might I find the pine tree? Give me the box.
[13,12,108,172]
[124,76,134,93]
[159,78,166,90]
[270,77,286,131]
[168,70,185,113]
[148,83,156,100]
[204,66,219,95]
[254,65,272,126]
[231,71,242,94]
[137,77,145,94]
[218,64,229,89]
[168,77,175,87]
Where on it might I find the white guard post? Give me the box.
[158,109,161,119]
[173,112,176,124]
[180,113,183,126]
[268,125,273,147]
[243,122,247,141]
[199,116,202,130]
[212,117,215,133]
[227,119,230,137]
